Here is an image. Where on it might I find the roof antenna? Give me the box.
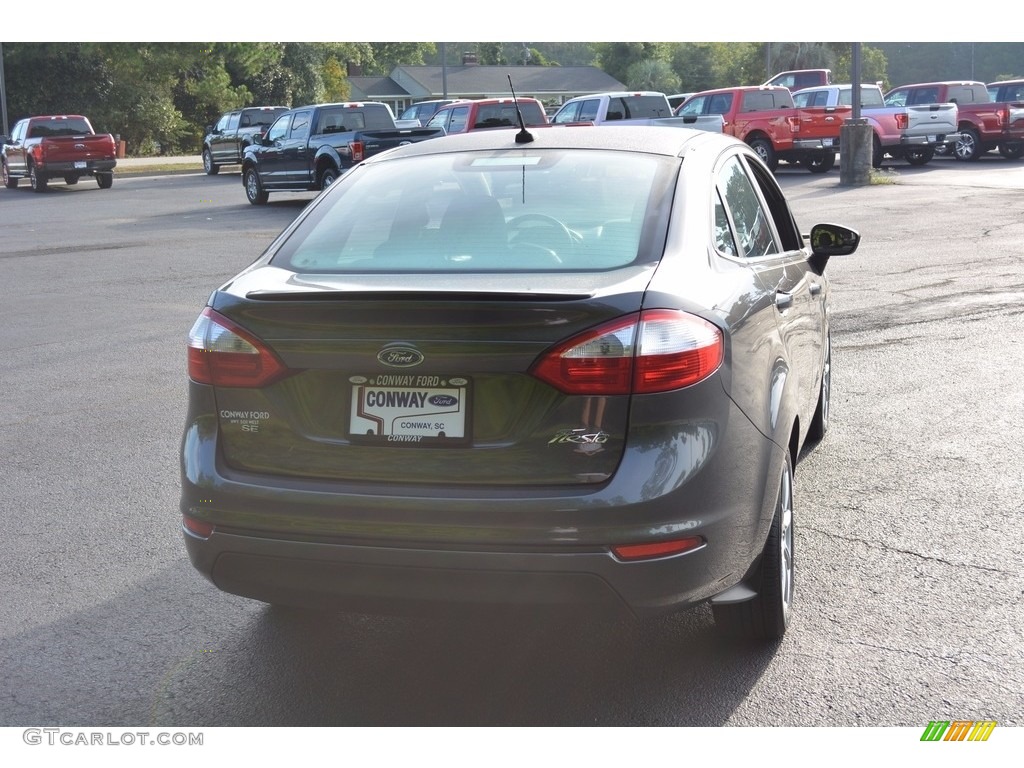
[507,74,534,144]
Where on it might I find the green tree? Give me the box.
[595,43,671,85]
[625,59,680,93]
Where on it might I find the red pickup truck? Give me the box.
[678,86,851,173]
[884,80,1024,161]
[424,97,549,134]
[2,115,117,192]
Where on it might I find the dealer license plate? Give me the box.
[349,375,468,444]
[821,138,834,148]
[74,161,87,169]
[927,135,937,143]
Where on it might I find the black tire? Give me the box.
[954,128,982,161]
[801,150,835,174]
[872,135,884,168]
[64,175,80,185]
[29,163,48,192]
[712,451,794,642]
[320,166,339,191]
[904,146,934,166]
[998,142,1023,160]
[747,136,778,172]
[96,171,113,189]
[244,167,269,205]
[808,332,830,443]
[1,161,17,189]
[202,148,219,175]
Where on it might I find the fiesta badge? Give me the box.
[377,346,424,368]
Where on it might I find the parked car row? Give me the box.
[674,74,1024,172]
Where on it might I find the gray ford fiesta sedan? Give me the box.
[181,125,858,641]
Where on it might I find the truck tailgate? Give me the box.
[904,104,957,139]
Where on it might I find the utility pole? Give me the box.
[839,42,872,186]
[440,42,448,99]
[0,42,9,137]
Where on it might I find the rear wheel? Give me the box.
[747,137,778,172]
[29,163,48,192]
[904,146,934,166]
[244,167,269,205]
[203,148,219,175]
[712,451,794,642]
[999,142,1023,160]
[954,128,982,161]
[96,171,113,189]
[1,161,17,189]
[320,166,339,190]
[801,150,835,174]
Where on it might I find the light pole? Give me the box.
[0,42,9,137]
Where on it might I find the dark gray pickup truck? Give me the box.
[202,106,288,174]
[240,102,444,204]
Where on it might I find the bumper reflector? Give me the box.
[183,515,215,539]
[612,537,704,561]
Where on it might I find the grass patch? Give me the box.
[869,168,900,185]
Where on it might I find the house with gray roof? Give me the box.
[348,55,626,116]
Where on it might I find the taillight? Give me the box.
[350,140,365,163]
[187,307,290,388]
[996,107,1008,127]
[530,310,723,396]
[895,113,908,130]
[786,116,800,133]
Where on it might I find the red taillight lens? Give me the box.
[187,307,289,388]
[895,113,908,130]
[350,140,364,164]
[530,310,723,396]
[612,536,704,561]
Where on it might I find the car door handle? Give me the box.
[775,292,794,310]
[809,282,822,295]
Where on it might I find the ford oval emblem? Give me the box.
[429,394,458,407]
[377,347,424,368]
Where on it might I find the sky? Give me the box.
[9,2,1016,43]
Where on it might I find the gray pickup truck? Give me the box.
[240,102,444,204]
[202,106,289,174]
[792,83,957,167]
[551,92,724,133]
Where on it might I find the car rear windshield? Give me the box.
[472,102,547,128]
[271,149,678,273]
[245,109,286,127]
[28,118,93,137]
[605,96,673,120]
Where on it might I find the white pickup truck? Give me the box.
[792,83,957,167]
[551,91,724,133]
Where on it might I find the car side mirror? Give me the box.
[807,223,860,274]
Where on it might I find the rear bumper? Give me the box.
[184,529,722,620]
[39,159,116,174]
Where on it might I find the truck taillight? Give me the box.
[997,107,1008,127]
[350,140,365,164]
[530,310,723,396]
[787,116,800,133]
[895,113,908,130]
